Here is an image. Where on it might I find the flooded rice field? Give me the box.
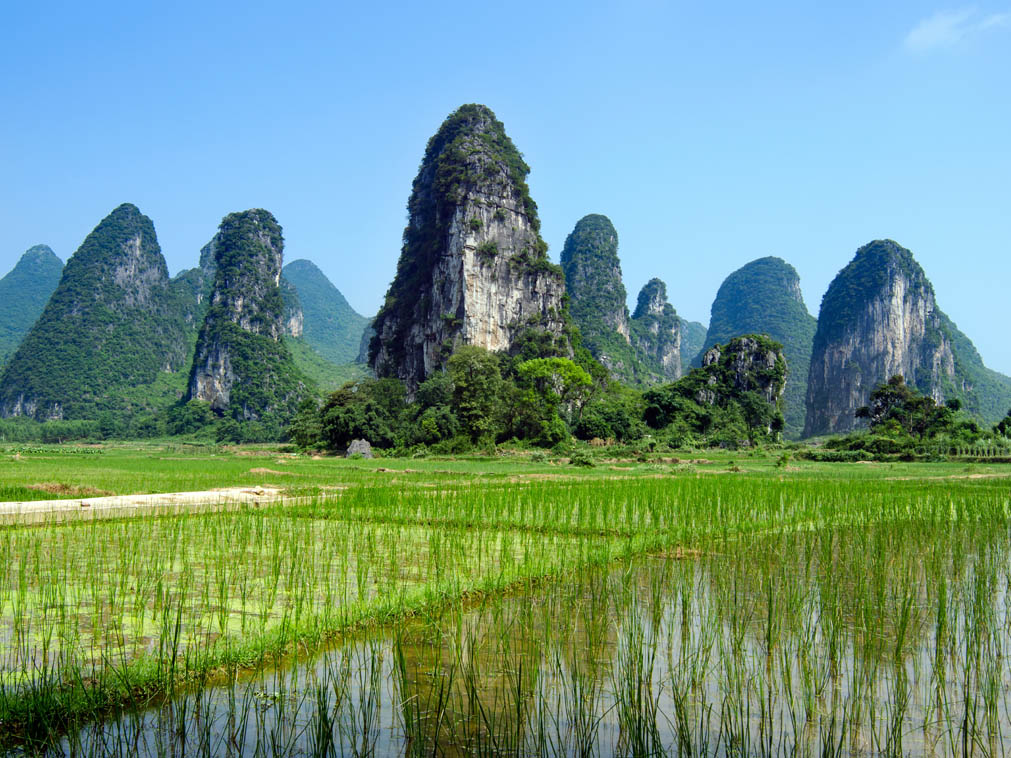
[43,518,1011,757]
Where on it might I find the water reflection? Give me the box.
[46,519,1011,757]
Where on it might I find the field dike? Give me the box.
[0,487,287,526]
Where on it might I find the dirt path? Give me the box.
[0,486,288,525]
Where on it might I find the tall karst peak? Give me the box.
[0,245,64,363]
[561,214,629,342]
[629,278,682,382]
[805,239,951,437]
[806,239,1011,436]
[695,257,816,439]
[187,209,310,421]
[0,204,189,420]
[560,217,681,385]
[633,278,669,320]
[369,103,568,389]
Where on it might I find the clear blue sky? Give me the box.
[3,1,1009,372]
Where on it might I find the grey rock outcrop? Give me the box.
[804,240,956,436]
[700,336,786,409]
[346,439,373,458]
[370,104,567,390]
[630,279,681,380]
[279,277,304,338]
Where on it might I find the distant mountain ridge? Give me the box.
[281,259,369,365]
[0,245,63,365]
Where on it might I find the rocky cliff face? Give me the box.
[279,277,304,338]
[0,204,189,420]
[370,104,567,390]
[695,257,816,439]
[630,278,682,381]
[805,240,956,436]
[560,215,684,386]
[0,244,63,364]
[187,209,309,420]
[170,239,218,327]
[697,336,787,409]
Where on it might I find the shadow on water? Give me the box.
[25,518,1011,757]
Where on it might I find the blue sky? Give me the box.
[3,1,1009,372]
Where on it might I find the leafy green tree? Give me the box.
[447,346,504,443]
[289,398,323,449]
[403,373,460,445]
[168,399,215,436]
[855,375,958,438]
[574,383,646,442]
[319,379,405,449]
[996,410,1011,438]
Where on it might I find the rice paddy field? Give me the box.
[2,442,1011,756]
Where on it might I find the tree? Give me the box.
[447,346,504,443]
[856,375,954,438]
[318,379,405,449]
[516,358,593,424]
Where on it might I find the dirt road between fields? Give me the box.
[0,486,288,525]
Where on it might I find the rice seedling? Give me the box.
[1,453,1010,755]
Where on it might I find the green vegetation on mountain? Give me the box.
[0,204,190,420]
[694,257,816,439]
[560,215,645,382]
[169,240,217,327]
[679,318,707,363]
[282,259,369,365]
[285,336,368,392]
[0,245,63,365]
[936,312,1011,424]
[187,210,313,425]
[645,335,787,447]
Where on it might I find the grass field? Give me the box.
[1,443,1009,755]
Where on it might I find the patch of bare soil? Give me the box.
[1,486,287,525]
[248,468,292,476]
[28,482,114,496]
